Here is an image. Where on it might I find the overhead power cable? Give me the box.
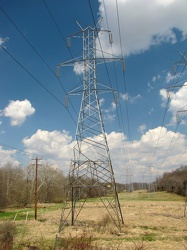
[114,0,133,183]
[0,44,77,126]
[42,0,73,58]
[0,140,42,162]
[101,0,131,172]
[151,47,187,167]
[88,0,133,187]
[88,0,116,91]
[0,4,77,125]
[114,0,131,139]
[41,0,86,117]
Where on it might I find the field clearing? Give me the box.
[1,190,187,249]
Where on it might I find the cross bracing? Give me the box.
[56,22,124,236]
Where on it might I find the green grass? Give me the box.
[0,211,17,219]
[142,233,157,242]
[0,191,183,221]
[0,191,186,250]
[0,203,63,221]
[0,209,35,221]
[120,190,184,202]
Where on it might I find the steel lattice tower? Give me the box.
[56,22,124,235]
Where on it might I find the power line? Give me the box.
[0,44,77,126]
[0,4,78,123]
[150,49,187,167]
[101,0,131,176]
[90,0,133,184]
[88,0,118,91]
[114,0,133,186]
[0,140,42,167]
[153,49,187,167]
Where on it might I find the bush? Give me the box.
[0,221,16,250]
[56,232,94,249]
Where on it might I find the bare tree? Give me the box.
[38,163,65,203]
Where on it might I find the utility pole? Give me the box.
[33,157,41,220]
[184,185,187,217]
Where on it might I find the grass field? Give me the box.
[0,190,187,249]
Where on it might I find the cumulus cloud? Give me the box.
[0,146,19,166]
[107,126,186,182]
[160,83,187,123]
[23,129,74,172]
[18,126,187,182]
[98,0,187,56]
[3,99,35,126]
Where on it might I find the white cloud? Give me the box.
[73,62,84,75]
[0,146,19,166]
[107,126,186,182]
[102,101,116,122]
[0,37,8,47]
[0,120,5,135]
[166,71,179,83]
[101,93,141,122]
[98,0,187,56]
[120,93,128,101]
[0,38,4,46]
[20,126,187,182]
[149,108,154,115]
[111,101,116,111]
[160,83,187,123]
[3,99,35,126]
[23,129,74,172]
[138,124,147,134]
[120,93,142,104]
[103,113,116,122]
[99,97,105,106]
[130,94,142,104]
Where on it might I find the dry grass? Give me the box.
[2,191,187,249]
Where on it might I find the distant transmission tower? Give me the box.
[167,50,187,93]
[125,166,134,193]
[147,166,155,197]
[56,21,124,235]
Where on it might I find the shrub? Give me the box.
[0,221,16,250]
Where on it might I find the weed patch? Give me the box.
[142,233,157,242]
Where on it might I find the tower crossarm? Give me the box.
[55,22,124,240]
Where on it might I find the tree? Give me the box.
[156,165,187,196]
[38,163,65,203]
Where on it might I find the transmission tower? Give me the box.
[167,50,187,94]
[56,22,124,236]
[147,166,156,197]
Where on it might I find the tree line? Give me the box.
[2,162,186,210]
[0,162,126,209]
[0,162,65,209]
[155,165,187,196]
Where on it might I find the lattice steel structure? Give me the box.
[147,166,156,197]
[56,22,124,235]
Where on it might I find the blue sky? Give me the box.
[1,0,187,183]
